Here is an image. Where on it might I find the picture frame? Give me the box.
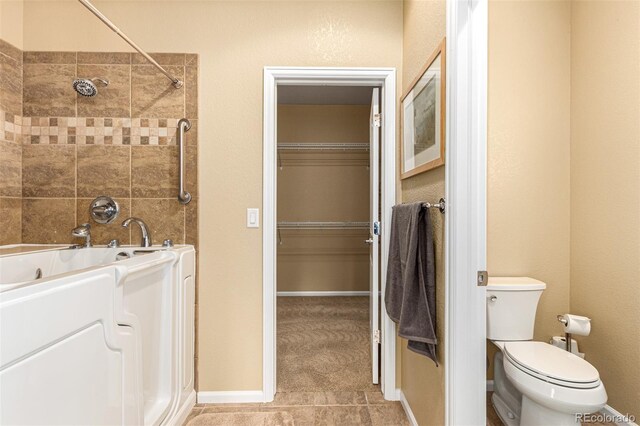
[400,38,446,179]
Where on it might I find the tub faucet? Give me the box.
[122,217,152,247]
[71,223,92,247]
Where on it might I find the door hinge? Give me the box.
[373,113,381,128]
[373,329,381,344]
[477,271,488,287]
[373,221,381,236]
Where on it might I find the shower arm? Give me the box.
[77,0,183,89]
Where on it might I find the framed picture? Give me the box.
[401,38,446,179]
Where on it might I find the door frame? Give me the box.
[445,0,488,424]
[262,67,397,402]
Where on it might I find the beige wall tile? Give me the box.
[0,53,23,116]
[77,64,131,117]
[77,52,130,65]
[185,198,198,247]
[185,119,198,146]
[185,54,198,67]
[131,65,185,118]
[186,146,197,198]
[0,197,22,245]
[131,146,178,198]
[0,140,22,197]
[23,63,76,116]
[77,145,130,198]
[22,144,76,197]
[132,52,184,65]
[76,197,131,245]
[185,66,198,119]
[22,198,75,243]
[0,39,23,63]
[23,51,75,64]
[130,198,185,245]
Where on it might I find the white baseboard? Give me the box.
[399,390,419,426]
[277,291,370,297]
[197,390,265,404]
[601,404,638,426]
[486,379,494,392]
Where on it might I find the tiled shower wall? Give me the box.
[0,39,198,248]
[0,40,23,245]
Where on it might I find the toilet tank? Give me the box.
[487,277,546,341]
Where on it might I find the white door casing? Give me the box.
[263,68,397,402]
[445,0,488,424]
[369,87,381,384]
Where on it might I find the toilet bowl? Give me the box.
[487,277,607,425]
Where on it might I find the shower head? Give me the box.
[72,78,109,97]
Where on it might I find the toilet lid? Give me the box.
[504,342,600,388]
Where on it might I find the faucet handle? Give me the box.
[71,223,92,247]
[72,223,91,235]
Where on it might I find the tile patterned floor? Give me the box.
[185,298,409,425]
[183,390,410,425]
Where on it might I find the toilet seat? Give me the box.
[503,341,600,389]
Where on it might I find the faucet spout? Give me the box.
[122,217,152,247]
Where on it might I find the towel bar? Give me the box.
[422,198,446,214]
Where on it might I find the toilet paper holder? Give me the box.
[557,314,592,353]
[556,315,572,352]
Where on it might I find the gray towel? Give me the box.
[384,202,438,365]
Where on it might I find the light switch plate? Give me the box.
[247,208,260,228]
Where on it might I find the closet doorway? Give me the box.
[275,85,381,393]
[263,67,397,403]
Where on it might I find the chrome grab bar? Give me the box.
[177,118,192,204]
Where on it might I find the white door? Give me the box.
[369,88,380,384]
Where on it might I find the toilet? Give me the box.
[487,277,607,426]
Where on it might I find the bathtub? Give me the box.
[0,245,196,426]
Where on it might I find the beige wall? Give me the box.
[489,0,640,416]
[21,0,403,391]
[277,105,370,292]
[487,0,572,377]
[400,0,446,424]
[0,0,23,49]
[570,0,640,417]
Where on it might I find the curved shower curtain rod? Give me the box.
[77,0,184,89]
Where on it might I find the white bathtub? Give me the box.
[0,245,196,426]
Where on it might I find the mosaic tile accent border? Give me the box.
[1,110,186,145]
[1,112,23,143]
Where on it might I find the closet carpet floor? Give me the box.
[277,296,378,393]
[185,297,410,425]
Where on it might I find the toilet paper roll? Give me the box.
[562,314,591,336]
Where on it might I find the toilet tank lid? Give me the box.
[487,277,546,291]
